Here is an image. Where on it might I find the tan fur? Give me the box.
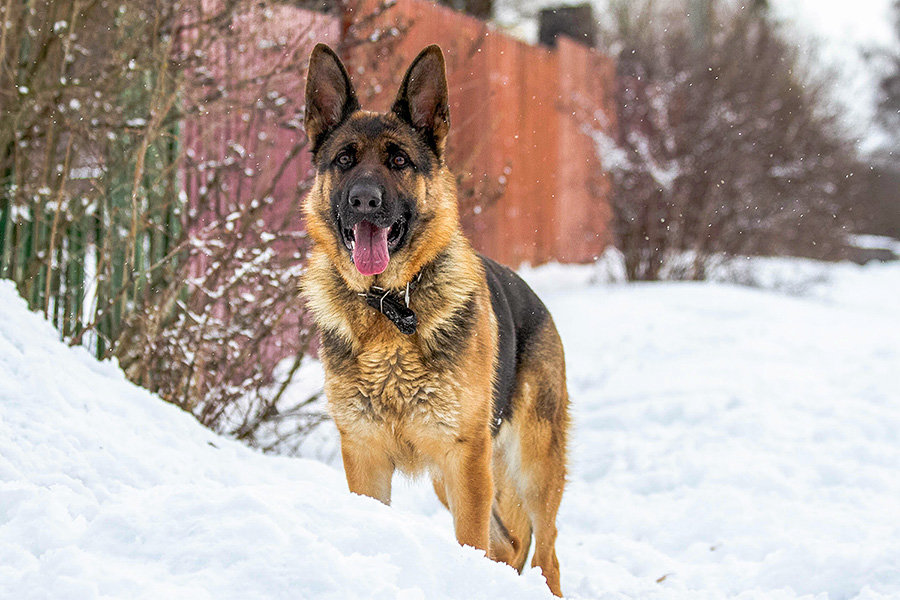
[301,45,568,596]
[497,323,569,594]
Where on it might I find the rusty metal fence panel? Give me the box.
[343,0,616,265]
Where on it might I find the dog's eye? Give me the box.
[335,151,354,169]
[390,153,410,169]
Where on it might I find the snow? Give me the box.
[849,234,900,255]
[538,264,900,598]
[3,255,900,599]
[0,280,551,600]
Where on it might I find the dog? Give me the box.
[301,43,569,596]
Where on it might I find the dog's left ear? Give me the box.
[391,45,450,156]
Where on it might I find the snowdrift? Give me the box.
[3,255,900,600]
[0,280,552,599]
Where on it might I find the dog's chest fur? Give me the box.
[321,328,464,437]
[304,242,495,472]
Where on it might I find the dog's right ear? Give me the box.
[305,44,359,154]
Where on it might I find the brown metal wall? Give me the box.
[347,0,616,266]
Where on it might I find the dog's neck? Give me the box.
[359,272,423,335]
[356,235,479,336]
[357,244,448,335]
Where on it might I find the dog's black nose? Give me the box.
[348,183,383,213]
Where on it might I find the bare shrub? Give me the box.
[0,0,186,349]
[584,1,863,280]
[0,0,399,450]
[118,1,404,450]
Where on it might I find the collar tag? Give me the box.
[363,286,418,335]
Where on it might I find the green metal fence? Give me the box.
[0,126,182,358]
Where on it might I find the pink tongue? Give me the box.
[352,221,390,276]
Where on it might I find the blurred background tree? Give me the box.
[0,0,183,351]
[586,0,864,280]
[863,0,900,239]
[877,1,900,152]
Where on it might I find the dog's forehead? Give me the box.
[344,111,400,141]
[323,112,436,171]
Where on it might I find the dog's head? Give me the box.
[303,44,458,287]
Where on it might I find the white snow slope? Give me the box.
[2,257,900,599]
[0,281,551,600]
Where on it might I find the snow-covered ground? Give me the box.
[2,256,900,599]
[0,281,551,600]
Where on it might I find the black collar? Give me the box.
[359,273,422,335]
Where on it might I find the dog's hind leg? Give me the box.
[521,450,565,597]
[489,465,532,572]
[514,409,566,596]
[431,474,450,509]
[510,323,569,597]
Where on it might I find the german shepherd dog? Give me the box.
[301,43,569,596]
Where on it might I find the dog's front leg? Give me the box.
[442,433,493,552]
[339,434,394,505]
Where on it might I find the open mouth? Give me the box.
[340,217,407,253]
[339,216,407,276]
